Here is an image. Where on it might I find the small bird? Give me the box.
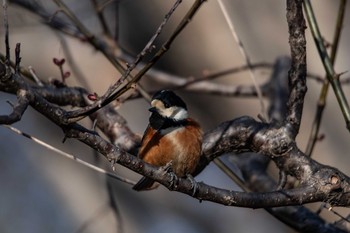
[133,90,202,191]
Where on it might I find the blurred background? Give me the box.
[0,0,349,232]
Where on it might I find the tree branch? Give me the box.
[2,57,350,209]
[62,116,350,208]
[63,0,206,122]
[284,0,307,138]
[0,88,30,124]
[305,0,348,156]
[303,0,350,131]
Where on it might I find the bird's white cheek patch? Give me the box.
[172,108,188,120]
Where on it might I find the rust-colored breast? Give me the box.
[138,118,202,177]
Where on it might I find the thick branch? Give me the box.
[230,56,346,232]
[2,57,350,208]
[63,120,350,208]
[32,85,89,107]
[91,102,141,155]
[0,61,72,125]
[285,0,307,138]
[265,56,290,121]
[237,154,347,233]
[0,88,30,124]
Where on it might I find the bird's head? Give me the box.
[149,90,188,121]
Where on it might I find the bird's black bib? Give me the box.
[149,112,187,131]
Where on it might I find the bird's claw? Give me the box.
[160,161,178,189]
[169,172,178,189]
[276,170,287,190]
[186,174,198,196]
[161,161,173,173]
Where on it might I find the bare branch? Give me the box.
[3,124,135,185]
[100,0,183,100]
[305,0,348,156]
[63,117,350,208]
[64,0,205,122]
[90,101,141,155]
[304,0,350,131]
[217,0,266,119]
[285,0,307,138]
[14,43,21,74]
[0,88,30,124]
[2,0,10,65]
[28,66,44,86]
[9,0,82,37]
[52,0,94,40]
[91,0,112,36]
[265,56,291,121]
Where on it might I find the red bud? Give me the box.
[53,58,66,66]
[88,93,98,101]
[63,71,71,79]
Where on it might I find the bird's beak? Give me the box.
[148,107,157,113]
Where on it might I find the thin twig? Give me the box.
[54,0,184,120]
[121,74,262,98]
[113,0,120,41]
[56,32,90,89]
[305,0,347,156]
[3,125,136,185]
[173,62,272,90]
[323,204,350,225]
[14,43,21,74]
[216,0,267,120]
[99,0,206,108]
[52,0,94,40]
[0,52,44,82]
[213,158,249,192]
[51,0,150,102]
[341,76,350,84]
[303,0,350,131]
[91,0,112,36]
[2,0,10,65]
[65,0,205,122]
[105,0,183,99]
[98,0,116,12]
[118,47,274,94]
[28,66,44,86]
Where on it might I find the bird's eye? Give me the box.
[164,102,170,108]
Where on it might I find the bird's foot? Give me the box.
[186,174,198,196]
[169,172,178,189]
[162,161,173,173]
[160,161,178,189]
[276,170,287,190]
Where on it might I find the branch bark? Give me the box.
[62,116,350,208]
[285,0,307,138]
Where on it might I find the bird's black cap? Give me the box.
[152,90,187,110]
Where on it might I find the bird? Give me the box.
[133,90,202,191]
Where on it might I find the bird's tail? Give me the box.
[132,177,157,191]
